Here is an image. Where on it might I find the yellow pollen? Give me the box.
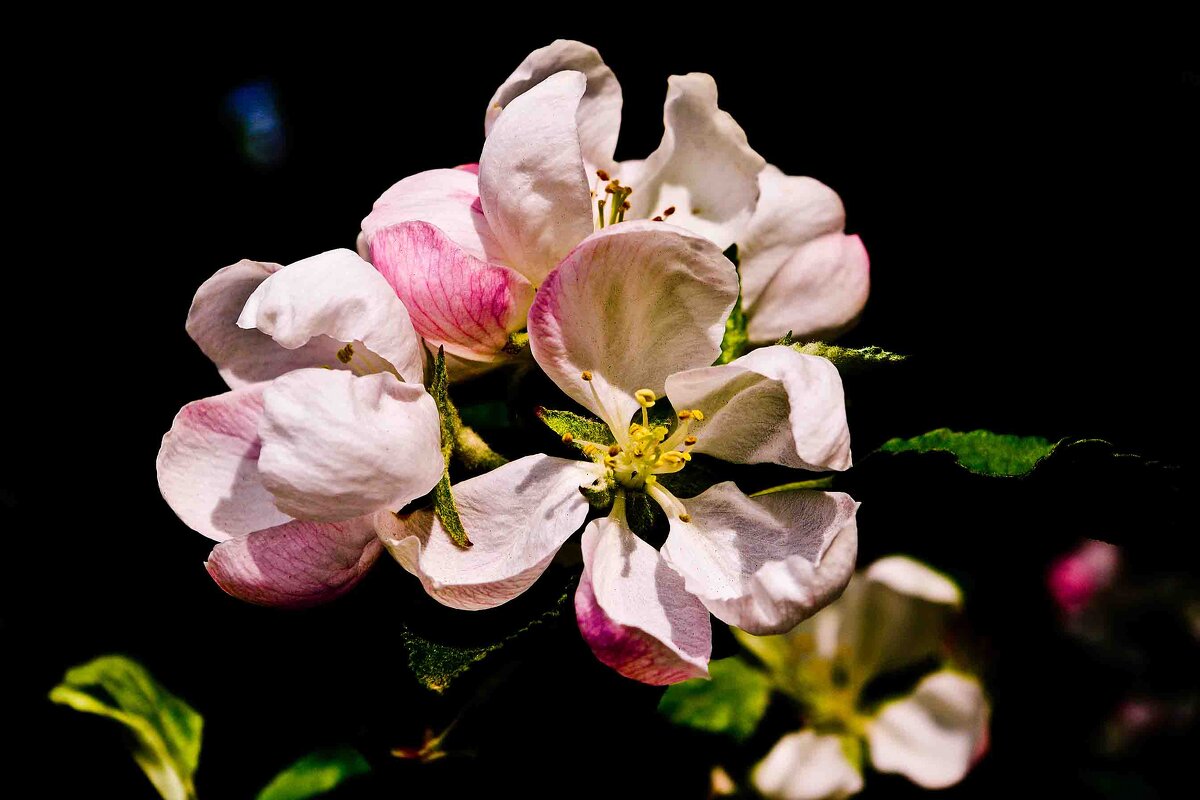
[691,409,705,421]
[581,371,593,381]
[677,409,692,420]
[561,433,574,444]
[684,435,697,446]
[635,389,657,407]
[679,513,691,523]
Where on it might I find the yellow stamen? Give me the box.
[581,371,593,381]
[561,433,574,444]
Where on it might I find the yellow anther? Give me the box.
[691,409,705,421]
[677,409,692,420]
[561,433,574,444]
[582,444,599,457]
[608,444,621,457]
[682,452,692,461]
[683,435,697,446]
[336,343,355,364]
[653,426,669,441]
[679,513,692,523]
[635,389,657,407]
[629,423,643,435]
[658,452,685,467]
[581,370,593,381]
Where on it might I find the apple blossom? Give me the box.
[741,556,990,800]
[156,249,444,607]
[374,221,859,684]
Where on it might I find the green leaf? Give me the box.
[877,428,1055,477]
[717,244,748,365]
[658,657,771,741]
[49,655,202,800]
[535,407,615,450]
[404,582,574,693]
[256,746,370,800]
[792,342,908,373]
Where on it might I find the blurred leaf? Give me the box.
[535,407,615,450]
[658,657,771,741]
[878,428,1054,476]
[49,655,202,800]
[256,746,370,800]
[717,244,748,365]
[792,342,908,373]
[404,583,574,693]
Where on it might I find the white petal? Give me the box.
[576,515,712,684]
[478,71,594,284]
[626,73,766,249]
[156,383,289,541]
[360,167,508,265]
[257,369,443,521]
[186,259,346,389]
[753,730,864,800]
[485,39,622,173]
[527,221,737,432]
[867,671,989,789]
[665,345,852,472]
[375,455,592,610]
[661,484,858,635]
[239,248,426,384]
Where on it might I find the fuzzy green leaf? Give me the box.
[658,657,771,741]
[717,244,748,365]
[49,655,202,800]
[792,342,908,373]
[878,428,1055,477]
[256,746,370,800]
[536,407,615,450]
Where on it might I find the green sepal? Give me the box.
[658,656,771,741]
[535,407,615,450]
[256,745,370,800]
[792,341,908,373]
[716,244,749,365]
[579,481,616,512]
[430,348,472,547]
[49,655,202,800]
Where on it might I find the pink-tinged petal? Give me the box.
[258,369,443,521]
[454,162,479,174]
[239,249,426,384]
[205,515,380,608]
[375,455,593,610]
[186,259,346,389]
[361,168,507,265]
[478,71,594,284]
[625,73,766,249]
[1047,539,1120,615]
[665,346,852,472]
[867,671,989,789]
[528,222,737,432]
[576,515,712,685]
[746,233,870,345]
[752,730,864,800]
[370,221,535,364]
[156,383,289,542]
[485,39,622,172]
[661,484,858,636]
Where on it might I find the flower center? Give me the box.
[592,169,676,230]
[576,372,702,524]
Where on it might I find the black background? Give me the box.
[7,30,1195,799]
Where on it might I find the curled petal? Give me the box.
[478,70,595,283]
[661,483,858,635]
[156,383,289,541]
[626,73,765,249]
[528,222,737,432]
[665,345,852,472]
[370,221,535,364]
[239,248,426,384]
[186,259,346,389]
[752,730,864,800]
[360,167,507,265]
[576,515,712,685]
[258,369,443,521]
[485,39,622,172]
[205,515,380,608]
[867,671,989,789]
[375,455,592,610]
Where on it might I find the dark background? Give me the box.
[7,31,1195,798]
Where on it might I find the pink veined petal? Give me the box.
[752,730,864,800]
[867,671,990,789]
[186,259,347,390]
[575,515,712,685]
[360,167,507,265]
[665,346,852,472]
[205,515,381,608]
[485,39,622,173]
[238,248,426,384]
[661,483,859,636]
[375,455,592,610]
[478,70,595,284]
[527,222,737,433]
[369,221,535,364]
[257,369,443,522]
[624,73,766,249]
[156,383,289,542]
